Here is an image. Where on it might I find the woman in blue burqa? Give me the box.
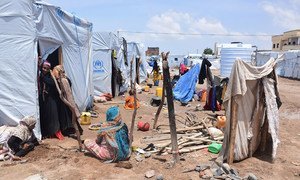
[84,106,131,162]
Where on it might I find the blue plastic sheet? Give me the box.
[173,64,200,103]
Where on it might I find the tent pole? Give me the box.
[129,77,137,146]
[129,58,137,146]
[162,52,179,163]
[136,57,140,84]
[227,96,238,164]
[130,57,133,90]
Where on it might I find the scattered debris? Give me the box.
[199,169,213,179]
[244,173,258,180]
[24,174,47,180]
[144,152,151,158]
[195,104,201,111]
[141,112,223,155]
[145,170,156,178]
[292,162,300,166]
[183,162,256,180]
[135,154,143,162]
[156,174,164,180]
[164,160,176,169]
[115,161,133,169]
[152,155,167,162]
[182,164,210,173]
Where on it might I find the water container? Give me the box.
[220,44,253,77]
[156,87,163,98]
[80,112,91,125]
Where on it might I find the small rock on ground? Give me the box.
[145,170,156,178]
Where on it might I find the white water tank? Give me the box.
[220,43,253,77]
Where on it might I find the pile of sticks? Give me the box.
[142,113,223,154]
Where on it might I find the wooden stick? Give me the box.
[103,101,125,105]
[185,137,223,143]
[178,141,206,149]
[142,132,204,144]
[130,57,134,91]
[136,57,140,84]
[201,117,215,140]
[162,51,179,162]
[167,145,209,153]
[160,125,204,134]
[157,136,183,154]
[129,59,138,146]
[153,82,165,129]
[227,97,238,164]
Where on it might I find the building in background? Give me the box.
[272,29,300,51]
[146,47,159,56]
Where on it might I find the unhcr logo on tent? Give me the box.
[93,59,104,73]
[56,8,65,19]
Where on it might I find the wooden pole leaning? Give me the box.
[162,51,179,162]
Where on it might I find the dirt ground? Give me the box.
[1,73,300,180]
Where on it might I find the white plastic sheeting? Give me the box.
[256,50,300,79]
[117,38,129,93]
[0,0,40,137]
[0,0,93,139]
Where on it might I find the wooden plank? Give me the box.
[166,145,209,153]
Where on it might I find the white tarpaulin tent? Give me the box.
[256,50,300,79]
[34,1,93,112]
[92,36,151,96]
[0,0,93,139]
[92,32,121,96]
[0,0,40,136]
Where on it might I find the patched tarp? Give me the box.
[219,58,280,162]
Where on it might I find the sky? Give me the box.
[46,0,300,55]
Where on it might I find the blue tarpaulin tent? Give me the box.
[173,64,200,103]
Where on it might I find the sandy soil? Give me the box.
[1,75,299,180]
